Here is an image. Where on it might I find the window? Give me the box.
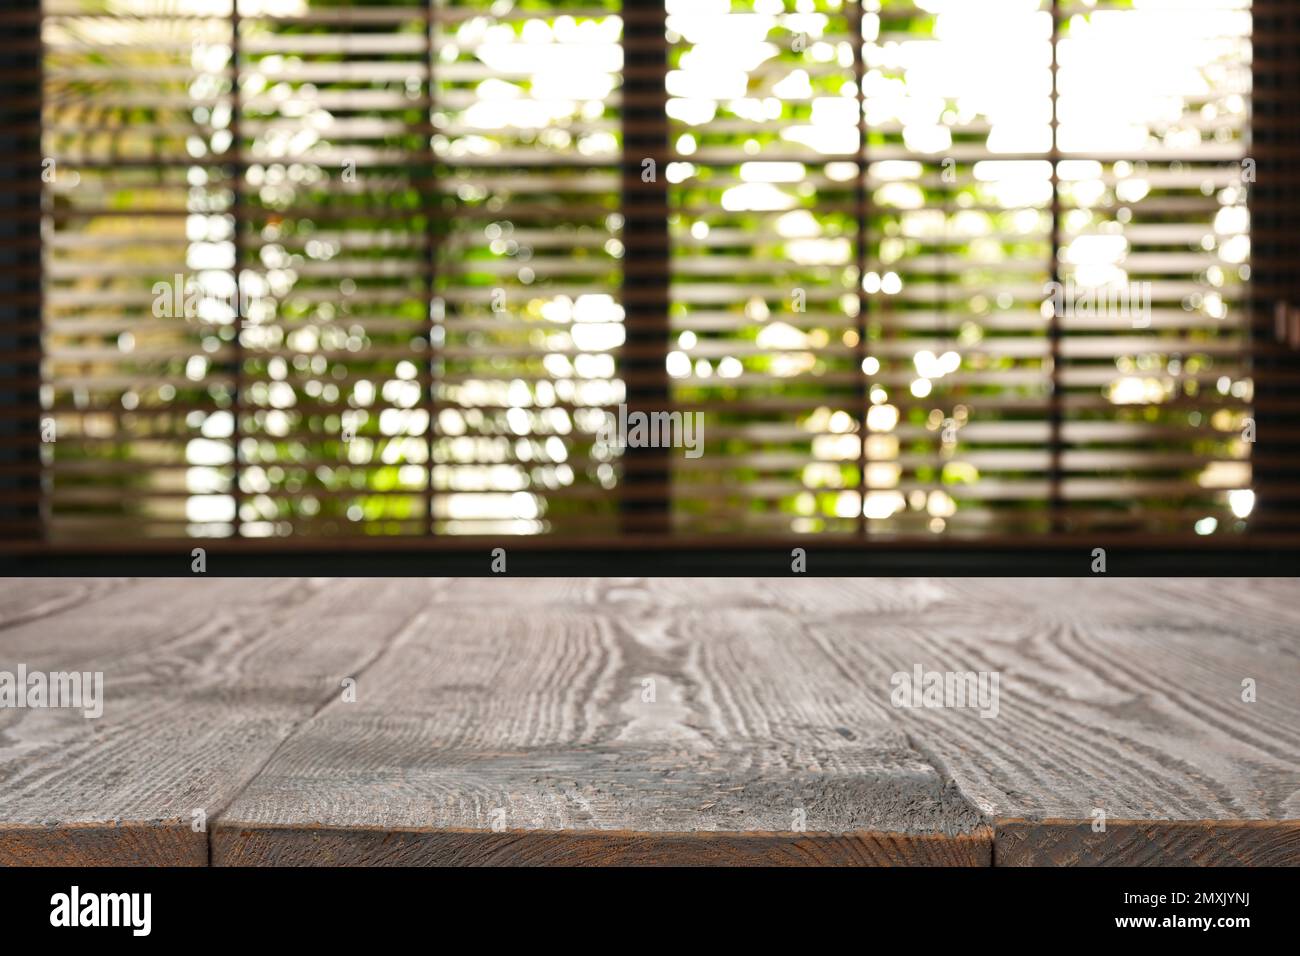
[23,0,1269,547]
[667,0,1253,538]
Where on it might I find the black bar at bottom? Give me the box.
[0,864,1285,943]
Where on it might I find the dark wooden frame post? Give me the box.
[0,0,43,542]
[1249,1,1300,536]
[619,0,672,537]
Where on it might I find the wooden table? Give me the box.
[1,578,1295,866]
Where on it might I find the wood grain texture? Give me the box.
[0,822,206,867]
[216,825,990,867]
[995,820,1300,867]
[0,577,131,631]
[5,577,1296,867]
[797,577,1300,865]
[0,577,431,865]
[214,581,989,865]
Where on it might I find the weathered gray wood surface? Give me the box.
[214,584,988,865]
[0,577,430,864]
[799,577,1300,864]
[1,577,1296,866]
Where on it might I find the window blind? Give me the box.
[40,0,625,542]
[22,0,1271,547]
[666,0,1254,539]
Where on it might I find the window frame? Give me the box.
[6,0,1298,559]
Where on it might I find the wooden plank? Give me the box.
[0,577,431,865]
[8,577,1293,866]
[214,580,990,865]
[800,577,1300,865]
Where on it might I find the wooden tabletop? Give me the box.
[0,577,1296,866]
